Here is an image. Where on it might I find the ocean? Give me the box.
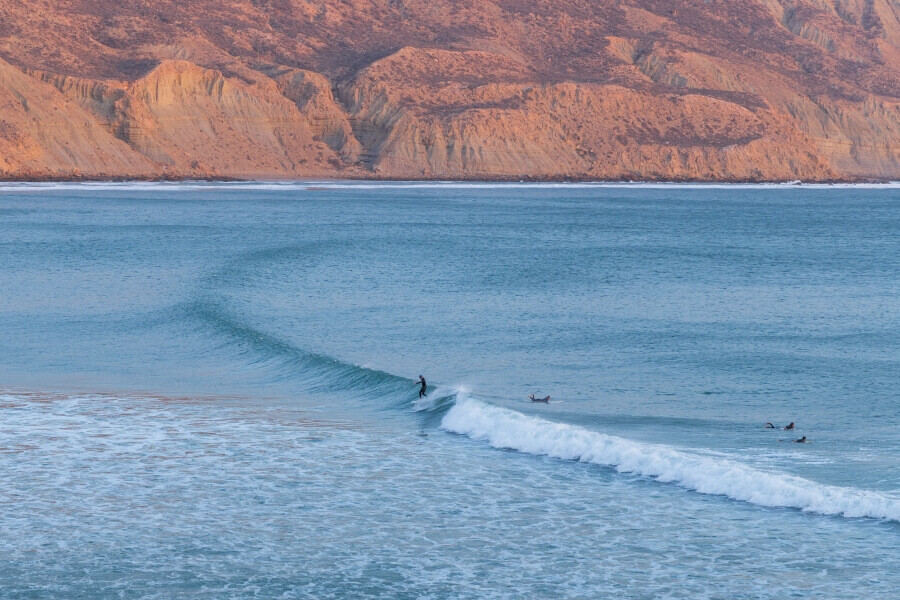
[1,181,897,599]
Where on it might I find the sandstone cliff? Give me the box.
[0,0,898,181]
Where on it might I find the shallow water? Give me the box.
[1,182,898,598]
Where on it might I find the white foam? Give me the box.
[441,396,900,521]
[256,180,900,190]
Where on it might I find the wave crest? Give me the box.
[441,396,900,521]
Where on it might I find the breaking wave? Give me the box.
[184,293,900,523]
[440,394,900,522]
[184,244,900,524]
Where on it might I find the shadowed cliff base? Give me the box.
[0,1,898,181]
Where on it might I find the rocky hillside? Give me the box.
[0,0,898,181]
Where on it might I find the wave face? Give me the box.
[441,395,900,521]
[179,289,900,523]
[187,292,899,523]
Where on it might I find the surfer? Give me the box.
[528,394,551,403]
[417,375,427,398]
[783,422,795,430]
[792,436,807,443]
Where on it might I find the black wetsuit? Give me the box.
[418,377,427,398]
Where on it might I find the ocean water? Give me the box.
[0,181,897,599]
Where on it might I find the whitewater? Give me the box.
[440,393,900,521]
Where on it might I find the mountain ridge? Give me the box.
[1,0,898,181]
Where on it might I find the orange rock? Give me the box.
[0,0,896,180]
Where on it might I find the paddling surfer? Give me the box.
[528,394,550,403]
[765,421,796,430]
[792,436,807,443]
[417,375,427,398]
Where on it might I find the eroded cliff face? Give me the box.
[0,0,897,180]
[0,57,155,178]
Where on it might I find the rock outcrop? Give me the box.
[0,57,155,178]
[0,0,897,180]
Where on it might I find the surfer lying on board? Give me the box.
[417,375,427,398]
[783,422,795,430]
[792,436,807,443]
[528,394,551,403]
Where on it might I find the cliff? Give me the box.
[0,0,898,181]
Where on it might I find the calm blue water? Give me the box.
[1,182,898,599]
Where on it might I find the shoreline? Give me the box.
[0,174,897,185]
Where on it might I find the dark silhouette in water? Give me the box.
[528,394,550,403]
[765,422,796,430]
[792,436,807,443]
[417,375,427,398]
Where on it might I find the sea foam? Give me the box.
[441,395,900,521]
